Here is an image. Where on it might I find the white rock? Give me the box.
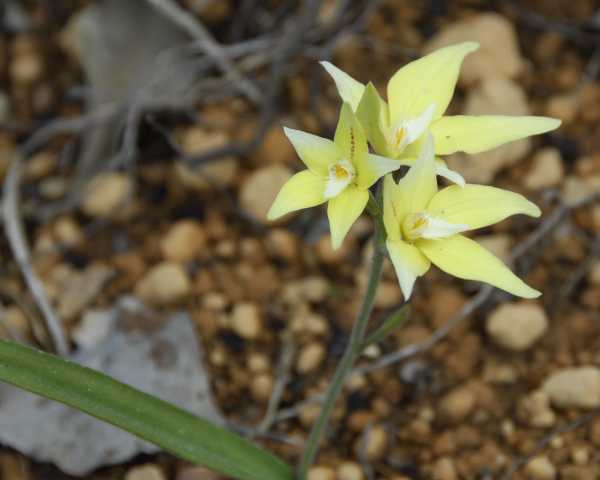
[447,78,532,183]
[588,260,600,286]
[135,262,190,305]
[524,456,556,480]
[486,302,548,351]
[543,367,600,409]
[72,309,116,350]
[524,147,564,190]
[230,302,262,339]
[82,172,133,217]
[125,465,166,480]
[423,13,523,85]
[239,164,293,223]
[160,220,206,262]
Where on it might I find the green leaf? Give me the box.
[363,304,410,347]
[0,340,293,480]
[356,82,392,157]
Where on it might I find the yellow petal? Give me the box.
[355,153,400,190]
[356,82,392,157]
[417,235,541,298]
[320,61,365,111]
[327,186,369,250]
[431,115,562,155]
[396,134,437,213]
[427,184,540,230]
[387,42,478,123]
[383,174,403,241]
[334,103,369,168]
[283,127,343,175]
[386,239,431,299]
[267,170,326,220]
[397,156,466,186]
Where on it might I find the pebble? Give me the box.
[587,260,600,286]
[239,164,294,223]
[135,262,191,305]
[282,276,330,304]
[160,220,206,262]
[543,367,600,409]
[296,342,325,373]
[53,216,84,247]
[175,128,238,191]
[432,457,458,480]
[250,373,273,402]
[81,172,133,218]
[265,228,298,261]
[72,309,116,349]
[307,466,336,480]
[561,175,600,206]
[423,13,523,85]
[230,302,262,339]
[486,302,548,351]
[525,456,557,480]
[438,384,476,424]
[336,461,364,480]
[518,390,556,428]
[125,464,166,480]
[447,78,531,183]
[363,425,389,461]
[524,148,564,190]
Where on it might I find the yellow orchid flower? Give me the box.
[321,42,561,186]
[383,134,541,300]
[268,103,399,249]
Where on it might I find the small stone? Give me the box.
[175,128,239,190]
[160,220,206,262]
[81,172,133,218]
[239,164,294,223]
[546,92,581,123]
[432,457,458,480]
[525,456,556,480]
[252,126,296,165]
[25,151,56,180]
[423,13,523,85]
[250,373,273,402]
[589,260,600,285]
[447,78,532,183]
[53,216,83,247]
[336,461,364,480]
[135,262,191,305]
[362,425,388,461]
[543,367,600,409]
[438,384,476,424]
[524,148,564,190]
[572,446,589,466]
[296,342,325,373]
[307,466,336,480]
[518,390,556,428]
[486,302,548,351]
[561,175,600,206]
[282,276,329,304]
[125,465,166,480]
[230,302,262,339]
[265,228,298,261]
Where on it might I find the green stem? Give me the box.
[296,226,386,479]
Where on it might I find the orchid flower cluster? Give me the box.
[268,42,560,300]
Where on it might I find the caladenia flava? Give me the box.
[0,42,562,480]
[321,42,561,187]
[268,102,399,249]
